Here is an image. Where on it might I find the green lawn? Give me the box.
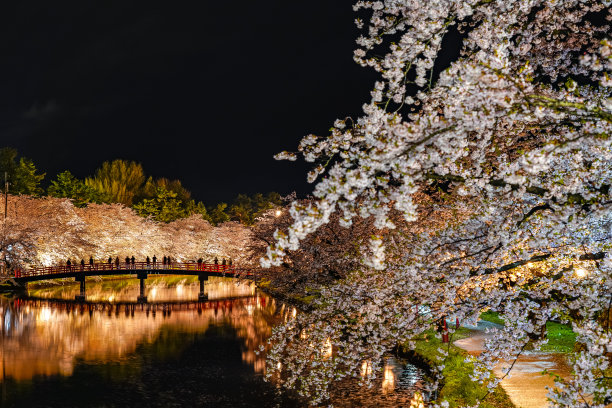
[479,311,576,353]
[406,328,514,408]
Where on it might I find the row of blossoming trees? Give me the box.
[260,0,612,406]
[0,195,252,271]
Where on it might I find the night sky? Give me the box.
[0,1,375,203]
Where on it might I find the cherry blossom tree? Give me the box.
[265,1,612,406]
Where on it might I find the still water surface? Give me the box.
[0,277,422,407]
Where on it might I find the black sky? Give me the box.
[0,1,375,203]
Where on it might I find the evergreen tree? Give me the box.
[48,171,105,207]
[133,187,186,222]
[0,148,45,196]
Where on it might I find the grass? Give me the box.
[479,311,577,353]
[407,328,515,408]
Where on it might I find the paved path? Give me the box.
[454,321,571,408]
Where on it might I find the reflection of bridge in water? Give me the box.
[12,262,256,302]
[0,293,292,382]
[14,296,266,317]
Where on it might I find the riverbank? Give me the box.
[401,327,515,408]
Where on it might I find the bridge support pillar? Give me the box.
[75,275,86,302]
[198,274,208,301]
[137,272,147,303]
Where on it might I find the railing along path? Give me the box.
[15,262,252,279]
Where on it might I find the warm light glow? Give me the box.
[38,307,52,322]
[381,362,395,394]
[360,360,372,377]
[322,338,332,359]
[575,267,588,278]
[275,209,282,217]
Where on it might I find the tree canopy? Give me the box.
[0,147,45,196]
[266,1,612,406]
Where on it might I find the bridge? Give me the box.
[10,261,255,303]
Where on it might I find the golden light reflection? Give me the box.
[0,279,279,382]
[381,361,396,394]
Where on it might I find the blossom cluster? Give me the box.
[266,1,612,406]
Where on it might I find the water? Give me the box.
[0,278,423,407]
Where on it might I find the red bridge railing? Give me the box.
[14,262,253,279]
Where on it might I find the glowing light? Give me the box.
[38,307,52,322]
[381,362,395,393]
[322,338,332,359]
[575,267,588,278]
[275,209,282,217]
[360,360,372,377]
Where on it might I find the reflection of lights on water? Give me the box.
[246,305,254,316]
[149,287,157,300]
[176,284,184,296]
[292,308,297,319]
[360,360,372,377]
[38,307,52,322]
[575,267,588,278]
[381,362,395,394]
[108,295,115,303]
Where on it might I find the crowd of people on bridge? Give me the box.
[62,256,233,271]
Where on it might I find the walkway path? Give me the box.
[454,321,571,408]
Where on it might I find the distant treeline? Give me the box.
[0,147,282,225]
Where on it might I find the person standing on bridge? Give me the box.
[115,257,120,268]
[67,259,72,271]
[163,256,167,265]
[89,256,94,268]
[80,259,85,270]
[152,255,157,265]
[197,258,202,270]
[131,255,135,267]
[125,256,130,267]
[146,256,150,265]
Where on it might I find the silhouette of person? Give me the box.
[131,256,135,265]
[214,257,218,265]
[66,259,71,270]
[125,256,130,266]
[115,257,120,268]
[152,255,157,264]
[229,259,233,266]
[163,256,167,264]
[222,258,226,266]
[146,256,150,265]
[108,257,112,264]
[89,256,94,266]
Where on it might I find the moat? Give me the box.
[0,277,423,407]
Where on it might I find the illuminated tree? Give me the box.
[265,1,612,406]
[85,159,145,205]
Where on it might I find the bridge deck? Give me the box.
[13,262,253,283]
